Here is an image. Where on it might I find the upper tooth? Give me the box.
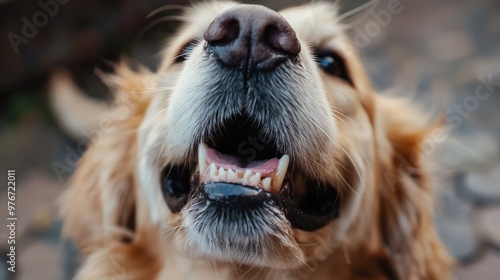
[250,172,261,186]
[219,167,227,179]
[244,170,252,184]
[228,169,237,180]
[262,177,271,191]
[198,143,208,175]
[210,163,217,177]
[273,155,289,192]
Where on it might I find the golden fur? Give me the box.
[57,2,453,279]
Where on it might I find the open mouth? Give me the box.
[161,116,340,231]
[198,143,289,193]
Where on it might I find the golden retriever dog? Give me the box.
[54,1,453,279]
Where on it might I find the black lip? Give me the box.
[279,182,340,231]
[184,177,340,232]
[161,165,191,213]
[201,182,279,209]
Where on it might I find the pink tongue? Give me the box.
[206,146,279,177]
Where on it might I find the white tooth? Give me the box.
[262,177,272,191]
[198,143,208,175]
[210,163,217,177]
[273,155,289,191]
[219,167,227,179]
[228,169,237,180]
[250,172,261,186]
[244,170,252,184]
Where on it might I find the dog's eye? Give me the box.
[175,40,197,63]
[315,51,351,83]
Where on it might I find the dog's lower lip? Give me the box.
[201,182,279,208]
[205,182,261,198]
[186,175,340,232]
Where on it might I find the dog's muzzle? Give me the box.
[161,5,340,236]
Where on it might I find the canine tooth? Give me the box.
[262,177,272,191]
[228,169,237,180]
[198,143,208,175]
[250,172,261,186]
[273,155,289,191]
[210,163,217,177]
[219,167,227,179]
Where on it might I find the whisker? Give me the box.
[338,145,367,196]
[298,242,320,247]
[343,245,352,265]
[237,266,252,280]
[127,88,170,94]
[162,225,181,240]
[150,106,169,124]
[147,5,187,19]
[336,0,379,29]
[249,266,264,280]
[330,106,356,125]
[308,118,364,196]
[264,269,274,280]
[135,16,186,44]
[162,224,184,256]
[209,258,220,280]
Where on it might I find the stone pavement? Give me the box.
[0,0,499,279]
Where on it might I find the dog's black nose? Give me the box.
[204,5,300,73]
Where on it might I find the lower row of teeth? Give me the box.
[198,143,289,193]
[207,163,272,191]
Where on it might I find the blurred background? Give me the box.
[0,0,499,279]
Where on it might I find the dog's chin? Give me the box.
[158,113,341,268]
[174,180,304,268]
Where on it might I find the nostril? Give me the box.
[204,18,240,46]
[264,24,301,56]
[203,5,300,72]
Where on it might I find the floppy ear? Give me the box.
[59,63,154,251]
[60,121,137,250]
[374,96,453,279]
